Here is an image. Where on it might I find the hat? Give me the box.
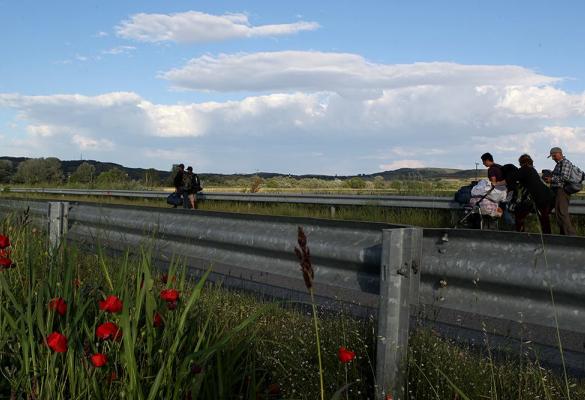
[547,147,562,158]
[178,163,184,169]
[187,166,193,172]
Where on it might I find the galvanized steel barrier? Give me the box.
[9,187,585,214]
[1,199,585,393]
[0,199,420,399]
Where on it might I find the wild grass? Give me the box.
[1,211,585,399]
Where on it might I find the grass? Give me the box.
[1,209,585,399]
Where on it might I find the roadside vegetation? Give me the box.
[1,211,585,399]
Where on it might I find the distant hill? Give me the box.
[0,156,480,182]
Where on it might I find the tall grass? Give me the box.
[2,211,585,399]
[0,214,269,399]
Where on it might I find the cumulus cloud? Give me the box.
[162,51,558,94]
[379,160,426,170]
[116,11,319,43]
[2,52,585,173]
[496,86,585,118]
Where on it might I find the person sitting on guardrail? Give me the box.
[173,164,185,209]
[505,154,554,234]
[544,147,582,235]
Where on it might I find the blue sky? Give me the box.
[1,0,585,174]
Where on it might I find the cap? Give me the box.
[547,147,562,158]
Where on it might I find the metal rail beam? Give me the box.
[7,187,585,214]
[1,198,584,376]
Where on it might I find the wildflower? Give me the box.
[48,297,67,316]
[46,332,68,353]
[99,295,123,314]
[107,371,118,383]
[191,364,203,374]
[160,289,180,302]
[90,353,108,368]
[0,257,13,269]
[166,301,178,310]
[294,227,314,291]
[0,234,9,249]
[337,346,356,363]
[267,383,280,395]
[96,322,123,341]
[153,312,163,328]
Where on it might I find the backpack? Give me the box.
[192,174,203,192]
[454,183,473,205]
[166,192,182,206]
[182,172,193,191]
[565,162,585,195]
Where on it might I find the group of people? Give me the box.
[172,163,202,209]
[475,147,584,235]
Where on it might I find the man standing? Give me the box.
[173,163,185,209]
[481,153,504,186]
[545,147,576,235]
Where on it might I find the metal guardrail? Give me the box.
[7,187,585,215]
[1,199,585,386]
[0,199,420,399]
[420,228,585,372]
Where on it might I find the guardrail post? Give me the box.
[330,206,336,218]
[376,227,421,400]
[48,202,69,249]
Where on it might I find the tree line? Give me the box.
[0,158,162,188]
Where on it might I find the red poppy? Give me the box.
[96,322,123,341]
[48,297,67,316]
[90,353,108,367]
[267,383,281,395]
[0,257,13,269]
[99,295,123,314]
[153,312,164,328]
[108,371,118,383]
[0,234,9,249]
[338,346,356,363]
[47,332,68,353]
[160,289,180,302]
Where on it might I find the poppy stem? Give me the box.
[310,288,325,400]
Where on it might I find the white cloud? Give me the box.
[544,126,585,153]
[162,51,558,94]
[380,160,426,170]
[116,11,319,43]
[102,45,136,55]
[94,31,109,38]
[3,51,585,173]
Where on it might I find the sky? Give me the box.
[1,0,585,175]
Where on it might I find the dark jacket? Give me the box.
[507,166,555,209]
[173,170,184,191]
